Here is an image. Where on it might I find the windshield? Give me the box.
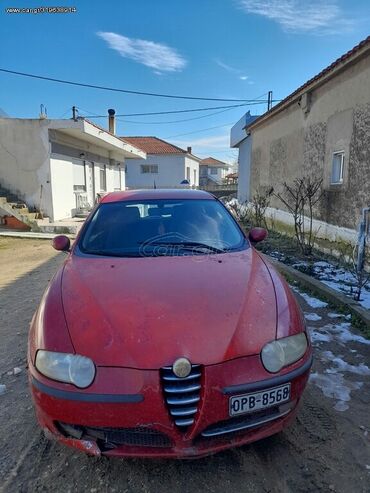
[79,199,247,257]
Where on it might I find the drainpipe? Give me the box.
[108,109,116,135]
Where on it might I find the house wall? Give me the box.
[126,154,199,188]
[50,133,126,192]
[50,151,124,220]
[0,118,53,217]
[249,53,370,236]
[49,155,76,220]
[208,166,229,184]
[0,119,127,222]
[184,156,199,187]
[237,136,252,203]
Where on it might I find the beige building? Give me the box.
[245,35,370,244]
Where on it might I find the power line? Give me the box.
[0,67,268,102]
[165,121,235,139]
[77,101,273,118]
[79,105,246,126]
[78,101,267,126]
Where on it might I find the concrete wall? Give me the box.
[184,156,199,187]
[249,53,370,237]
[49,155,76,220]
[50,154,124,220]
[0,118,53,217]
[237,136,252,203]
[126,154,199,188]
[0,119,127,221]
[207,166,227,184]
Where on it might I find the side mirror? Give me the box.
[249,227,268,244]
[52,235,71,252]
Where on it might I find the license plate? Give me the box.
[229,383,291,417]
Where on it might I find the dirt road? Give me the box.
[0,237,369,493]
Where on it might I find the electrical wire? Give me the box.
[165,121,235,139]
[77,100,275,119]
[79,105,247,126]
[77,101,273,118]
[57,108,72,119]
[0,68,271,102]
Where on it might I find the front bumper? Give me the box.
[29,352,312,458]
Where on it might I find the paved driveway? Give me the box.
[0,238,369,493]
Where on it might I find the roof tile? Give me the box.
[120,136,187,155]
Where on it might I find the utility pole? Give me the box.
[267,91,273,111]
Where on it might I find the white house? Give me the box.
[199,157,230,186]
[122,137,201,188]
[230,111,259,203]
[0,117,145,222]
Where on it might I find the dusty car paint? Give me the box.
[28,189,312,458]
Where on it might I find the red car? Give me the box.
[28,189,312,458]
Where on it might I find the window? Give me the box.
[193,169,197,184]
[210,167,218,175]
[141,165,158,174]
[73,159,86,191]
[331,152,344,184]
[100,165,107,191]
[186,167,190,181]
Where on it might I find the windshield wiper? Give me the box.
[140,241,226,254]
[85,250,141,258]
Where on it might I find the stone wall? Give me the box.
[249,53,370,235]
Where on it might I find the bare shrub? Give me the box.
[274,176,323,255]
[339,243,370,302]
[249,187,274,228]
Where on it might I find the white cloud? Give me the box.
[215,59,240,74]
[97,32,187,72]
[215,59,249,81]
[238,0,355,34]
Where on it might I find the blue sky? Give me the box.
[1,0,369,163]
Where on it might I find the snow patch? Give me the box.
[328,312,344,319]
[325,322,370,346]
[321,351,370,376]
[313,261,370,310]
[292,286,328,308]
[270,250,286,262]
[304,312,322,321]
[0,384,6,395]
[309,372,363,412]
[308,327,332,344]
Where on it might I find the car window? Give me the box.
[79,199,247,257]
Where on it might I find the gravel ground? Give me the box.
[0,237,369,493]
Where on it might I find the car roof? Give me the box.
[100,189,216,203]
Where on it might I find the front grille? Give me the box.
[199,403,292,439]
[161,364,201,429]
[56,422,172,449]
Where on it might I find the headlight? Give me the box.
[35,350,96,388]
[261,333,308,373]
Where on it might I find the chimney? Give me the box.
[187,146,192,154]
[108,108,116,134]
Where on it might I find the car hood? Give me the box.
[61,249,277,368]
